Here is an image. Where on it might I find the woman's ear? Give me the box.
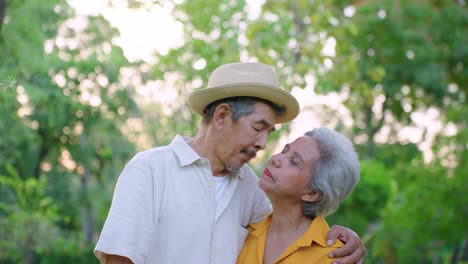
[301,189,322,203]
[213,103,231,129]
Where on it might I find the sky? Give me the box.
[67,0,265,61]
[67,0,184,60]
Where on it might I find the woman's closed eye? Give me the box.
[289,158,298,166]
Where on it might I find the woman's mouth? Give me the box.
[263,168,274,180]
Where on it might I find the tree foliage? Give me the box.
[1,0,137,262]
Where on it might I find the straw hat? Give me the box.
[188,62,299,123]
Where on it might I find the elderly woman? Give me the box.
[236,127,360,264]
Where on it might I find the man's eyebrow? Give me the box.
[255,119,276,132]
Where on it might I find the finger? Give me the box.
[330,245,366,264]
[330,248,362,264]
[328,233,359,258]
[328,240,356,259]
[326,225,348,244]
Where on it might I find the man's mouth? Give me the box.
[241,149,256,161]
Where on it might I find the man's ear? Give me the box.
[213,103,231,129]
[301,189,322,203]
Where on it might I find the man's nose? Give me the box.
[254,131,268,150]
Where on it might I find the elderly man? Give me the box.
[95,62,365,264]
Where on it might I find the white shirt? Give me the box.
[213,175,229,202]
[94,135,272,264]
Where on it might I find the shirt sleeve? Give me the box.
[94,154,157,264]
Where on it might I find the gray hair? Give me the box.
[302,128,360,218]
[202,97,286,124]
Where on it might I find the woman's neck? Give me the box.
[262,201,313,264]
[269,201,312,235]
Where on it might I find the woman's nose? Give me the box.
[271,154,282,167]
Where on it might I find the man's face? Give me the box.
[218,101,277,173]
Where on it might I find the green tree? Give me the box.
[0,166,59,263]
[1,0,138,262]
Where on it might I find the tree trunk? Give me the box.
[0,0,6,35]
[451,241,460,263]
[364,104,375,159]
[291,2,303,66]
[461,239,468,260]
[81,167,95,244]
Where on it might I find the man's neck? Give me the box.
[188,128,227,176]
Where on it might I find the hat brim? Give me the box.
[188,83,300,123]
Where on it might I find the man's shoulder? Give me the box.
[239,164,260,180]
[135,145,172,158]
[133,135,183,160]
[128,145,174,168]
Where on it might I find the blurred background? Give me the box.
[0,0,466,263]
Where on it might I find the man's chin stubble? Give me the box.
[226,164,240,174]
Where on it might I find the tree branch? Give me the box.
[291,2,303,66]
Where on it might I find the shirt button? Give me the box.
[207,182,213,188]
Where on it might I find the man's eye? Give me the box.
[252,126,260,132]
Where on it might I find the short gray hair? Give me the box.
[201,97,286,124]
[302,128,360,218]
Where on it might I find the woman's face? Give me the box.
[259,136,321,203]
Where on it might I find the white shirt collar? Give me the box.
[169,135,202,166]
[169,135,244,179]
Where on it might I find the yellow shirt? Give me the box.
[236,213,343,264]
